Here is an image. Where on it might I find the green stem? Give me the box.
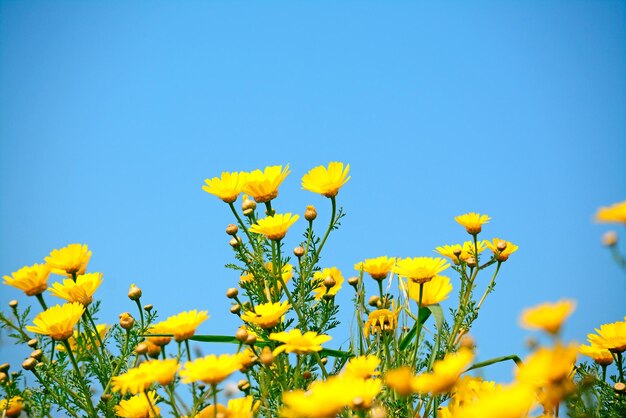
[185,339,199,406]
[314,352,329,378]
[475,261,502,311]
[315,197,336,263]
[84,309,109,364]
[144,390,159,417]
[30,368,82,417]
[135,299,145,330]
[103,329,130,395]
[36,294,48,310]
[616,352,624,382]
[411,283,424,368]
[229,202,258,252]
[62,341,98,417]
[167,385,181,418]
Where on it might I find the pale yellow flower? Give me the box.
[270,329,331,356]
[519,300,576,334]
[159,310,209,342]
[411,348,474,394]
[249,213,299,241]
[179,353,242,385]
[240,301,291,329]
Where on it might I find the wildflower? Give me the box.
[342,376,382,410]
[45,243,92,276]
[364,308,399,338]
[240,300,291,329]
[179,353,242,385]
[270,329,331,355]
[48,272,103,306]
[3,263,51,296]
[406,275,453,306]
[159,310,209,342]
[249,213,299,240]
[243,165,291,203]
[440,376,500,417]
[354,256,396,280]
[202,171,249,203]
[344,355,381,379]
[312,267,344,299]
[515,344,577,388]
[304,205,317,221]
[0,396,24,418]
[114,391,160,418]
[484,238,518,262]
[58,323,108,352]
[447,383,535,418]
[436,241,486,264]
[411,348,474,394]
[454,213,491,235]
[587,320,626,353]
[385,366,414,396]
[266,262,294,287]
[239,271,255,285]
[26,302,85,341]
[519,300,576,335]
[281,382,345,418]
[195,404,228,418]
[119,312,135,330]
[393,257,449,284]
[301,162,351,198]
[224,396,261,418]
[595,200,626,224]
[579,343,613,366]
[111,359,178,394]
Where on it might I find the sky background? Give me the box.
[1,0,625,391]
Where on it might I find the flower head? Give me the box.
[45,244,92,276]
[595,200,626,224]
[411,348,474,394]
[3,263,51,296]
[0,396,24,418]
[446,384,535,418]
[179,353,242,385]
[240,300,291,329]
[519,300,576,335]
[249,213,299,241]
[301,162,351,198]
[515,344,577,387]
[454,213,491,235]
[202,171,249,203]
[159,310,209,342]
[224,396,261,418]
[579,343,613,366]
[146,322,173,346]
[484,238,518,262]
[111,359,178,394]
[436,241,486,264]
[26,302,85,341]
[114,391,160,418]
[312,267,344,299]
[243,165,291,203]
[385,366,414,396]
[344,355,381,379]
[440,376,500,417]
[393,257,450,284]
[406,275,453,306]
[587,320,626,353]
[281,377,347,418]
[48,272,103,306]
[354,256,396,280]
[364,308,399,338]
[270,329,331,356]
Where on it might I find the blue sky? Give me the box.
[1,0,624,385]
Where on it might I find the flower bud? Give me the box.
[302,370,312,379]
[238,379,250,391]
[603,231,618,247]
[465,257,477,268]
[0,372,6,382]
[348,276,359,287]
[229,237,242,248]
[22,358,37,371]
[144,304,153,312]
[614,382,626,394]
[242,196,257,212]
[101,394,113,402]
[226,288,239,299]
[134,343,149,355]
[293,246,305,258]
[496,241,507,252]
[119,312,135,330]
[30,349,43,361]
[245,334,257,346]
[27,339,38,349]
[370,405,387,418]
[235,328,248,343]
[146,342,162,359]
[226,224,239,236]
[8,300,18,309]
[323,276,336,289]
[320,357,328,365]
[128,284,142,301]
[230,304,241,315]
[368,295,380,307]
[259,347,274,366]
[304,205,317,221]
[322,293,334,301]
[0,363,9,373]
[459,335,475,350]
[243,208,254,216]
[452,248,462,257]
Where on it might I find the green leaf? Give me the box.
[465,354,523,372]
[399,307,431,350]
[426,304,445,369]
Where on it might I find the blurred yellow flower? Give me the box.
[312,267,344,299]
[515,344,577,387]
[595,200,626,224]
[587,320,626,353]
[354,256,395,280]
[454,212,491,235]
[301,162,351,198]
[3,263,51,296]
[519,300,576,334]
[393,257,449,284]
[224,396,261,418]
[385,366,414,396]
[342,376,382,409]
[411,348,474,394]
[436,241,486,264]
[447,383,535,418]
[344,355,381,379]
[579,343,613,366]
[48,272,103,306]
[265,262,294,289]
[0,396,24,418]
[407,275,453,306]
[202,171,249,203]
[26,302,85,341]
[111,359,178,394]
[160,310,209,342]
[45,243,92,276]
[440,376,500,417]
[243,165,290,203]
[484,238,519,262]
[240,300,291,329]
[364,308,399,338]
[281,378,346,418]
[179,353,242,385]
[195,404,228,418]
[249,213,299,241]
[114,391,160,418]
[146,321,173,346]
[239,271,255,285]
[270,329,331,355]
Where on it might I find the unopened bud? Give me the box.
[135,343,149,355]
[238,379,251,391]
[230,304,241,315]
[348,276,359,287]
[614,382,626,394]
[27,339,38,349]
[245,334,257,346]
[304,205,317,221]
[368,296,380,307]
[302,370,312,379]
[260,347,274,366]
[144,304,153,312]
[465,257,477,268]
[603,231,618,247]
[30,349,43,361]
[198,383,206,391]
[146,343,162,359]
[370,405,387,418]
[322,293,334,301]
[8,300,18,309]
[22,358,37,371]
[235,328,248,342]
[0,372,6,382]
[119,312,135,330]
[496,241,507,251]
[226,224,239,236]
[229,237,242,248]
[101,394,113,402]
[323,276,336,289]
[243,208,254,216]
[452,248,462,257]
[293,246,305,258]
[0,363,9,373]
[242,196,257,212]
[128,284,142,301]
[226,288,239,299]
[321,357,328,365]
[459,335,475,350]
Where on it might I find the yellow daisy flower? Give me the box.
[354,256,396,280]
[0,396,24,418]
[249,213,299,241]
[111,359,178,395]
[385,366,414,396]
[243,165,291,203]
[363,308,399,338]
[179,353,242,385]
[202,171,249,203]
[45,243,92,276]
[159,310,209,342]
[484,238,519,262]
[240,300,291,329]
[342,376,382,409]
[48,272,103,306]
[393,257,450,284]
[195,404,228,418]
[281,381,346,418]
[519,300,576,335]
[270,329,331,356]
[26,302,85,341]
[411,348,474,394]
[239,271,255,285]
[225,396,261,418]
[447,383,535,418]
[587,320,626,353]
[301,162,351,198]
[454,212,491,235]
[579,343,613,366]
[146,322,173,347]
[440,376,500,417]
[344,355,381,379]
[595,200,626,224]
[114,391,160,418]
[515,344,577,387]
[3,263,51,296]
[312,267,344,299]
[435,241,486,264]
[406,275,453,306]
[265,262,294,290]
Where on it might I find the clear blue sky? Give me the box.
[1,0,624,384]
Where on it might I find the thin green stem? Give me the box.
[36,294,48,310]
[103,329,130,395]
[229,202,258,252]
[314,352,329,378]
[144,390,159,417]
[30,368,82,417]
[84,309,109,364]
[134,299,145,330]
[185,339,199,406]
[411,283,424,368]
[62,341,97,417]
[475,261,502,311]
[167,385,181,418]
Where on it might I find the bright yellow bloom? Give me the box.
[239,271,255,285]
[440,376,500,417]
[579,343,613,366]
[342,376,382,409]
[3,263,51,296]
[224,396,261,418]
[436,241,486,264]
[58,323,108,352]
[312,267,344,299]
[240,300,291,329]
[146,322,173,346]
[159,310,209,342]
[393,257,450,284]
[243,165,291,203]
[587,320,626,353]
[385,366,414,396]
[265,262,294,290]
[202,171,249,203]
[454,213,491,235]
[301,162,351,198]
[270,329,331,356]
[344,355,381,379]
[0,396,24,418]
[515,344,577,387]
[484,238,519,262]
[364,308,399,338]
[519,300,575,335]
[406,275,453,306]
[111,359,178,395]
[26,302,85,341]
[354,256,395,280]
[249,213,299,241]
[447,383,536,418]
[281,378,346,418]
[595,200,626,224]
[179,353,242,385]
[114,391,160,418]
[195,404,228,418]
[48,272,103,305]
[45,243,92,276]
[411,348,474,394]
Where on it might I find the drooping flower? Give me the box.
[202,171,249,203]
[45,243,92,276]
[312,267,344,299]
[354,256,396,280]
[249,213,299,241]
[243,165,291,203]
[595,200,626,224]
[270,329,331,356]
[411,348,474,394]
[363,308,399,338]
[240,301,291,329]
[519,300,576,335]
[343,355,381,379]
[301,162,351,198]
[454,213,491,235]
[3,263,51,296]
[393,257,450,284]
[0,396,24,418]
[179,353,242,385]
[406,275,453,306]
[579,343,613,366]
[159,310,209,342]
[587,320,626,353]
[26,302,85,341]
[436,241,487,264]
[48,272,103,306]
[111,359,178,394]
[484,238,519,262]
[114,391,160,418]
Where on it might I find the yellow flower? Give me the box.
[393,257,450,284]
[270,329,331,355]
[159,310,209,342]
[265,262,294,290]
[406,275,453,306]
[45,243,92,276]
[519,300,576,334]
[595,200,626,224]
[411,348,474,394]
[202,171,249,203]
[0,396,24,418]
[436,241,486,264]
[114,391,160,418]
[441,376,500,416]
[239,271,255,285]
[312,267,344,299]
[447,383,536,418]
[26,302,85,341]
[146,322,173,346]
[342,376,382,409]
[515,344,577,387]
[195,404,228,418]
[3,263,51,296]
[344,355,381,379]
[579,343,613,366]
[48,272,103,305]
[587,320,626,353]
[243,165,291,203]
[240,300,291,329]
[484,238,519,262]
[454,213,491,235]
[224,396,261,418]
[281,379,346,418]
[58,323,108,353]
[111,359,178,395]
[354,256,395,280]
[301,162,351,198]
[249,213,299,241]
[179,353,242,385]
[385,366,414,396]
[363,308,399,338]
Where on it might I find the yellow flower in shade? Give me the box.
[440,376,500,417]
[393,257,450,284]
[3,263,51,296]
[406,275,453,306]
[312,267,344,299]
[179,353,242,385]
[243,165,291,203]
[344,355,381,379]
[146,322,172,346]
[249,213,299,241]
[301,162,351,198]
[454,213,491,235]
[579,344,613,366]
[202,171,249,203]
[587,320,626,353]
[45,243,92,276]
[26,302,85,341]
[436,241,486,264]
[385,366,414,396]
[484,238,519,262]
[111,359,178,395]
[48,272,103,306]
[159,310,209,342]
[519,300,576,335]
[240,300,291,329]
[270,329,331,356]
[58,323,108,353]
[515,344,577,388]
[363,308,399,338]
[114,391,160,418]
[595,200,626,224]
[354,256,396,280]
[0,396,24,418]
[411,348,474,394]
[447,384,536,418]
